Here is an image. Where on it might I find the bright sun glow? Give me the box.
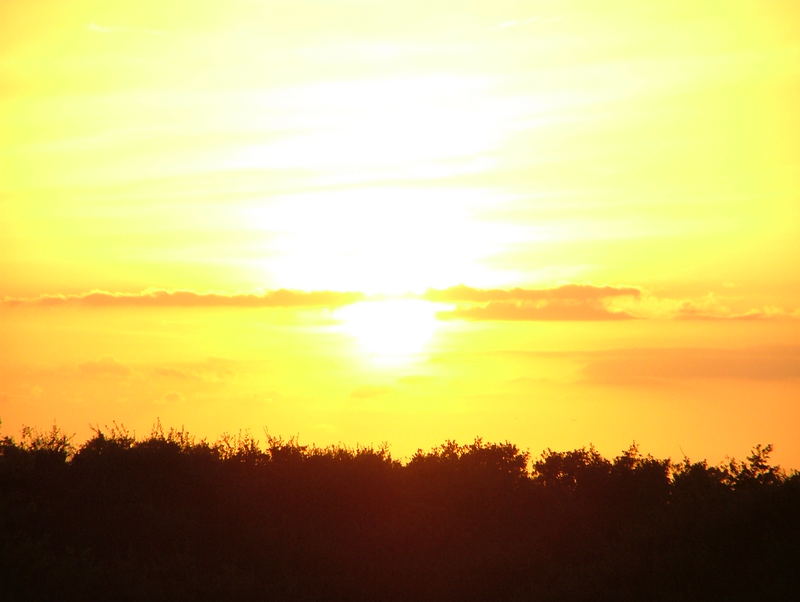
[243,187,524,294]
[334,299,445,364]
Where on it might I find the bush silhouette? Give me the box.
[1,424,797,601]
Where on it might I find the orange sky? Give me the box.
[2,1,799,466]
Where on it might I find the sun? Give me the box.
[334,299,445,364]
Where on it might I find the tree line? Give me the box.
[1,423,798,601]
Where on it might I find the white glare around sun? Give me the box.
[334,300,445,365]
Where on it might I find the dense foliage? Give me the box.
[1,424,798,601]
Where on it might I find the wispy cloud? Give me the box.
[437,301,634,321]
[2,289,364,309]
[428,284,638,321]
[78,357,132,378]
[673,301,797,321]
[148,358,239,383]
[619,292,800,322]
[350,385,392,399]
[445,345,800,384]
[580,346,800,385]
[424,284,640,303]
[3,285,796,323]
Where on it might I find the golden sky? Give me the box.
[2,1,799,465]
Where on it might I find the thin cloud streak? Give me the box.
[428,283,638,321]
[2,289,365,309]
[580,346,800,384]
[437,301,634,321]
[2,286,797,323]
[424,284,641,302]
[433,345,800,383]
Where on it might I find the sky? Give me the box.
[2,0,799,466]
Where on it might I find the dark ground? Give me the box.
[2,425,798,601]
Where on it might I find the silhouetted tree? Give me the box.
[1,423,797,601]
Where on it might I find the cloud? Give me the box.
[350,385,392,399]
[152,367,197,381]
[4,285,795,323]
[674,301,793,321]
[148,358,238,383]
[162,392,185,403]
[424,284,641,303]
[443,346,800,385]
[581,346,800,385]
[615,292,800,322]
[78,357,131,378]
[20,357,237,384]
[143,357,243,384]
[2,289,365,309]
[437,300,634,321]
[428,284,639,321]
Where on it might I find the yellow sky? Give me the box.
[1,1,799,466]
